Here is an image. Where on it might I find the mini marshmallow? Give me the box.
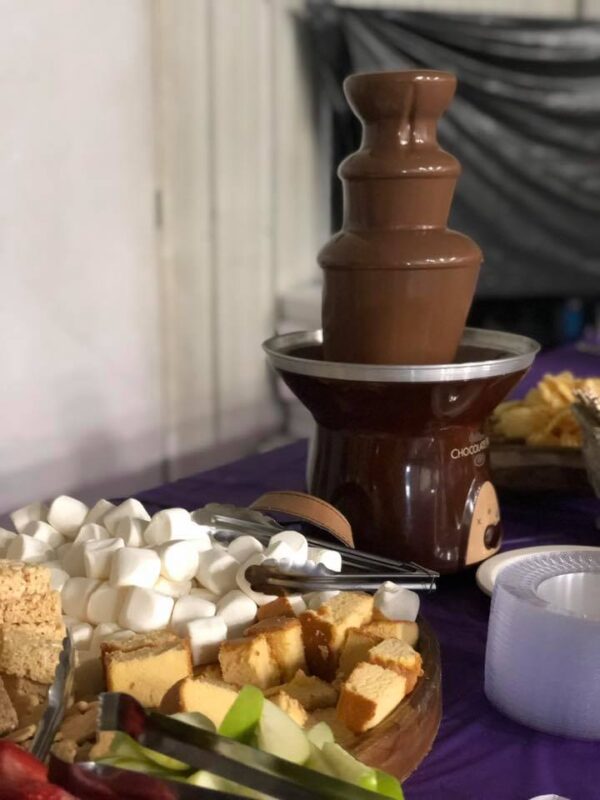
[84,499,115,526]
[6,534,52,564]
[227,535,264,563]
[306,547,342,573]
[10,501,47,534]
[47,496,89,537]
[60,543,87,577]
[62,577,101,621]
[305,590,340,610]
[184,616,227,666]
[74,524,110,544]
[0,528,17,556]
[109,547,161,588]
[374,582,420,622]
[89,622,121,655]
[119,587,174,633]
[216,590,258,638]
[143,508,194,546]
[69,622,93,651]
[196,549,239,596]
[23,520,65,549]
[170,595,216,635]
[84,538,124,580]
[113,517,147,547]
[155,541,200,583]
[189,587,221,603]
[265,540,296,565]
[267,531,308,567]
[154,577,192,598]
[87,584,127,625]
[103,499,150,535]
[236,554,277,607]
[43,561,70,592]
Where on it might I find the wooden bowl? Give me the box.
[350,617,442,782]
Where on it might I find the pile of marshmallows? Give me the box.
[0,496,420,668]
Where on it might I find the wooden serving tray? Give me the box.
[350,617,442,782]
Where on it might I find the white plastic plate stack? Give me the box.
[485,550,600,740]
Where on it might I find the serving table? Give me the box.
[134,344,600,800]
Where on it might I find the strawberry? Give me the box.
[0,781,76,800]
[0,742,47,786]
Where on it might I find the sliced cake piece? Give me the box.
[0,626,62,683]
[218,635,281,690]
[194,663,223,682]
[336,662,406,733]
[300,592,373,680]
[0,561,51,598]
[100,629,182,656]
[0,676,18,735]
[337,628,381,679]
[270,690,307,727]
[245,616,306,681]
[257,596,306,621]
[161,676,238,728]
[367,638,423,693]
[266,669,338,711]
[360,620,418,648]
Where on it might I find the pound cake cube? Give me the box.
[161,676,238,728]
[360,620,419,648]
[337,662,406,733]
[101,629,182,656]
[267,669,338,711]
[300,592,373,680]
[0,592,62,626]
[0,561,51,598]
[218,635,281,690]
[194,662,223,682]
[0,627,62,683]
[367,638,423,693]
[270,690,307,727]
[337,628,381,679]
[0,676,18,735]
[245,616,306,681]
[105,637,192,708]
[257,596,305,621]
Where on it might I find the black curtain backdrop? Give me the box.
[303,6,600,303]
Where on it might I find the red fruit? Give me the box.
[0,781,76,800]
[0,742,47,786]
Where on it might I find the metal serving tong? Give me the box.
[98,692,386,800]
[31,633,75,761]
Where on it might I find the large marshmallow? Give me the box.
[43,561,70,592]
[305,590,340,610]
[155,541,200,583]
[154,577,192,598]
[119,587,174,633]
[190,587,221,603]
[84,499,115,526]
[0,528,17,557]
[236,554,277,607]
[10,502,48,534]
[267,531,308,567]
[84,538,124,580]
[374,582,420,623]
[184,523,213,550]
[306,547,342,574]
[62,577,101,621]
[47,496,89,537]
[103,499,150,535]
[60,543,87,577]
[264,540,295,568]
[114,518,147,548]
[143,508,194,546]
[184,616,227,666]
[170,595,216,635]
[74,524,110,544]
[6,534,52,564]
[216,590,258,638]
[227,535,264,563]
[196,549,239,596]
[68,621,94,651]
[23,521,65,549]
[109,548,161,588]
[87,584,127,625]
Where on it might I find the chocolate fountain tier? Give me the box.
[264,328,539,574]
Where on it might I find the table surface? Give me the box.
[135,343,600,800]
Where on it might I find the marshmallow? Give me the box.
[305,590,340,610]
[23,520,65,549]
[84,499,115,526]
[6,534,52,564]
[89,622,121,655]
[267,531,308,567]
[184,523,213,550]
[236,554,277,607]
[113,518,147,547]
[103,499,150,534]
[196,550,239,596]
[306,547,342,573]
[284,595,307,615]
[374,582,420,623]
[143,508,194,546]
[170,595,216,635]
[0,528,17,556]
[47,496,89,537]
[69,621,93,651]
[62,577,101,621]
[74,524,110,544]
[84,538,124,580]
[119,587,174,633]
[109,547,161,588]
[87,584,127,625]
[10,501,47,534]
[184,616,227,665]
[60,543,87,577]
[43,561,70,592]
[154,577,192,598]
[227,535,264,563]
[190,587,221,603]
[265,541,296,566]
[216,590,258,638]
[155,541,200,583]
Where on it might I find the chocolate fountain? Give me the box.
[264,71,539,573]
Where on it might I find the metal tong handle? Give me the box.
[31,634,74,761]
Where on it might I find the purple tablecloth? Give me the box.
[135,344,600,800]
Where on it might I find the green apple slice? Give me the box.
[219,685,264,743]
[306,722,335,749]
[106,730,188,772]
[170,711,215,732]
[375,769,405,799]
[305,742,335,777]
[321,742,378,792]
[187,770,267,799]
[256,698,310,765]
